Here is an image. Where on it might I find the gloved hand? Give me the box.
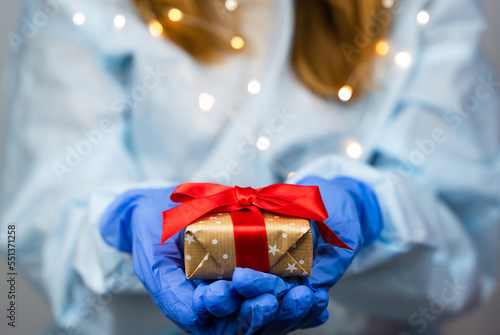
[297,176,383,291]
[289,175,382,332]
[99,187,282,334]
[193,176,383,333]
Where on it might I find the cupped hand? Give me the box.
[194,176,382,334]
[100,188,282,334]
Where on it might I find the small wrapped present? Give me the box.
[161,183,352,280]
[184,211,312,280]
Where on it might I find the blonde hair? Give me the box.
[133,0,394,101]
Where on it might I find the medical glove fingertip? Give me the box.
[293,290,329,331]
[238,294,279,334]
[311,289,329,312]
[292,286,314,312]
[154,289,205,327]
[279,286,314,317]
[192,285,211,318]
[233,268,294,299]
[203,281,242,317]
[302,309,330,329]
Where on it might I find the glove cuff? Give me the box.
[99,191,143,253]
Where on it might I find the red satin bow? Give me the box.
[162,183,353,272]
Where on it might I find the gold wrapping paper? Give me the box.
[184,210,312,280]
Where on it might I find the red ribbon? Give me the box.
[162,183,353,272]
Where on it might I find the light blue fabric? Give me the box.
[1,0,500,334]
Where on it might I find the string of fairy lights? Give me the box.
[69,0,431,160]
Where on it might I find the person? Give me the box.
[1,0,499,334]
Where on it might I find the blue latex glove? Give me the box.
[99,187,281,334]
[194,176,383,333]
[289,175,383,332]
[297,176,383,291]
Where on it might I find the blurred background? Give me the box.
[0,0,499,334]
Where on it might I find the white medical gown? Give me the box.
[1,0,499,334]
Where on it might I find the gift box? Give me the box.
[184,211,312,280]
[161,183,352,281]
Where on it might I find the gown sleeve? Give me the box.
[288,0,500,321]
[0,0,177,330]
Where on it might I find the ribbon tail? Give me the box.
[315,221,354,251]
[161,208,192,244]
[161,198,217,244]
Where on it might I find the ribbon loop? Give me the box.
[162,183,353,252]
[235,186,258,207]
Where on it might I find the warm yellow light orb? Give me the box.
[230,36,245,50]
[225,0,239,11]
[168,8,183,22]
[338,85,353,102]
[375,40,390,56]
[382,0,395,8]
[149,20,164,36]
